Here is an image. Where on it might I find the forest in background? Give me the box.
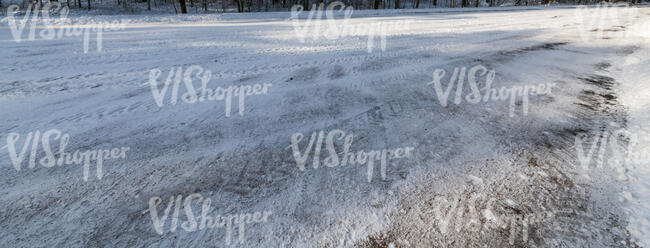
[1,0,646,14]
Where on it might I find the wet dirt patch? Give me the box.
[617,45,640,55]
[577,74,616,91]
[357,151,623,247]
[328,65,346,79]
[594,61,612,71]
[498,42,568,57]
[571,74,628,133]
[493,42,569,63]
[237,74,261,82]
[591,27,626,33]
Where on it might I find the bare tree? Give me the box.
[87,0,91,9]
[179,0,188,12]
[394,0,399,8]
[236,0,242,12]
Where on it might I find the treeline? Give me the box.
[2,0,645,13]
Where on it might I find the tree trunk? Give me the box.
[77,0,81,8]
[235,0,242,12]
[303,0,309,10]
[202,0,206,11]
[374,0,380,8]
[87,0,90,9]
[172,0,178,13]
[415,0,419,8]
[179,0,187,13]
[475,0,478,7]
[433,0,436,6]
[147,0,150,10]
[394,0,399,8]
[189,0,193,7]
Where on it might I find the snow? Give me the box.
[0,4,649,247]
[612,39,650,247]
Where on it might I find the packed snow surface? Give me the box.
[0,4,649,247]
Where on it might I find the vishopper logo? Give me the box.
[430,176,557,245]
[290,129,414,182]
[574,123,649,174]
[2,129,129,181]
[3,3,129,53]
[143,193,272,245]
[145,65,273,117]
[427,65,555,117]
[289,1,412,53]
[574,2,646,43]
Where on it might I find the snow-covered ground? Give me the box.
[613,38,650,247]
[0,4,648,247]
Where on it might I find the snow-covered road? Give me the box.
[0,5,648,247]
